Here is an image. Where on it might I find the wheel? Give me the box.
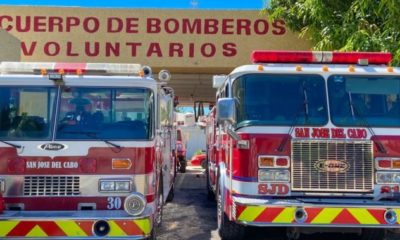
[179,157,186,173]
[201,159,207,169]
[360,228,386,240]
[166,184,174,202]
[217,185,245,240]
[147,228,157,240]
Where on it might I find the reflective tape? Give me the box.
[0,218,152,238]
[237,205,400,225]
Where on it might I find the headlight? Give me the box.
[258,169,290,182]
[124,192,146,216]
[115,181,130,191]
[0,179,5,193]
[376,172,400,184]
[99,179,131,192]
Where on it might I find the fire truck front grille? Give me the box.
[291,140,373,192]
[24,176,80,196]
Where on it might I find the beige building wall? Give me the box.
[0,6,311,73]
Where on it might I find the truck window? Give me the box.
[0,87,55,139]
[232,74,328,127]
[56,87,154,140]
[329,75,400,127]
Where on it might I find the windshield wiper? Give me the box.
[348,92,387,153]
[1,140,22,149]
[60,131,122,150]
[277,83,309,152]
[303,84,309,122]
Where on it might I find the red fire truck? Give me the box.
[0,62,176,239]
[206,51,400,240]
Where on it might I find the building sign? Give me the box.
[0,6,311,72]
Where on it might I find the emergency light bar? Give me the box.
[251,50,392,65]
[0,62,143,75]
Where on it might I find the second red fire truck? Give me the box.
[206,51,400,240]
[0,62,176,239]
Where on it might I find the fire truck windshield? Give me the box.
[0,86,56,140]
[232,74,328,127]
[329,75,400,127]
[56,87,153,140]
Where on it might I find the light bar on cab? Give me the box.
[0,62,142,75]
[251,50,392,65]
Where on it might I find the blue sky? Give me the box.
[0,0,266,9]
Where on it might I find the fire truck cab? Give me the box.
[206,51,400,240]
[0,62,176,239]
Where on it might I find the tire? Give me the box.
[360,228,386,240]
[217,185,245,240]
[147,228,157,240]
[166,184,174,202]
[201,159,207,169]
[179,157,186,173]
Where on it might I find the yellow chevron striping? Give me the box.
[26,225,48,237]
[394,209,400,224]
[311,208,343,224]
[108,221,128,237]
[237,206,266,222]
[134,219,152,235]
[272,207,295,223]
[55,220,87,237]
[0,221,19,237]
[348,208,379,224]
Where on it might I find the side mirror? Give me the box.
[217,98,236,125]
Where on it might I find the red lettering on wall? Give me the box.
[107,17,123,33]
[147,18,161,33]
[21,41,37,56]
[236,19,251,35]
[33,16,47,32]
[126,42,142,57]
[16,16,30,32]
[204,19,218,34]
[126,18,139,33]
[85,41,100,56]
[200,43,216,57]
[0,15,13,31]
[66,17,80,32]
[147,42,163,57]
[221,19,234,34]
[83,17,99,33]
[105,42,120,57]
[254,19,269,35]
[107,17,139,33]
[188,42,195,58]
[182,18,201,34]
[66,42,78,56]
[44,42,60,56]
[272,19,286,35]
[165,18,180,34]
[169,43,184,57]
[222,43,236,57]
[48,16,63,32]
